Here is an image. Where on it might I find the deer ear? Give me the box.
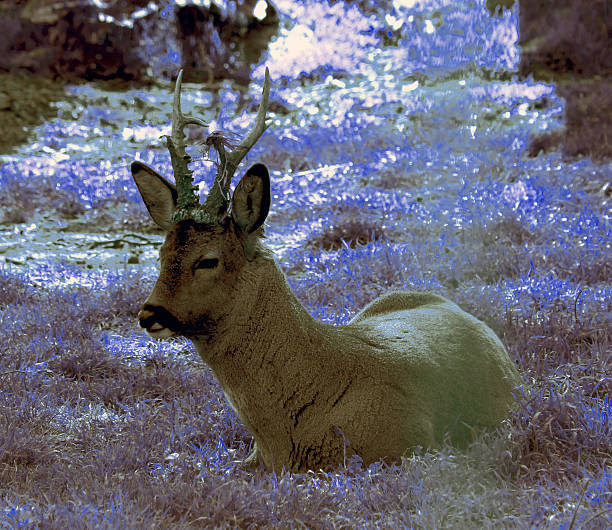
[131,161,177,231]
[231,163,270,235]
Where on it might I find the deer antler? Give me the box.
[202,66,271,221]
[166,67,271,224]
[165,70,208,221]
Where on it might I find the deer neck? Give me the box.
[192,249,332,404]
[191,251,336,466]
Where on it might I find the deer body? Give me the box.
[131,69,522,472]
[188,251,521,472]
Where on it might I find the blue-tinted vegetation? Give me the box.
[0,0,610,527]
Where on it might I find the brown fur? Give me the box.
[132,162,524,472]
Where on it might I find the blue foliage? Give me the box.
[0,0,610,526]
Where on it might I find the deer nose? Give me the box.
[138,303,180,334]
[138,306,156,328]
[138,304,176,338]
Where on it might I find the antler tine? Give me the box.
[225,67,271,175]
[202,67,271,220]
[165,69,208,220]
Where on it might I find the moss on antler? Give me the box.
[166,70,208,222]
[166,67,271,224]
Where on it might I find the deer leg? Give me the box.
[242,441,261,470]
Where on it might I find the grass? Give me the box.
[0,0,610,527]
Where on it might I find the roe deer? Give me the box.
[132,68,523,472]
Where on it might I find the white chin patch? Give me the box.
[146,324,175,339]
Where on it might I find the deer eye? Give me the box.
[194,257,219,271]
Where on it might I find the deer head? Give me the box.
[132,68,271,339]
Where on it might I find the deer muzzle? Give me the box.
[138,304,178,338]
